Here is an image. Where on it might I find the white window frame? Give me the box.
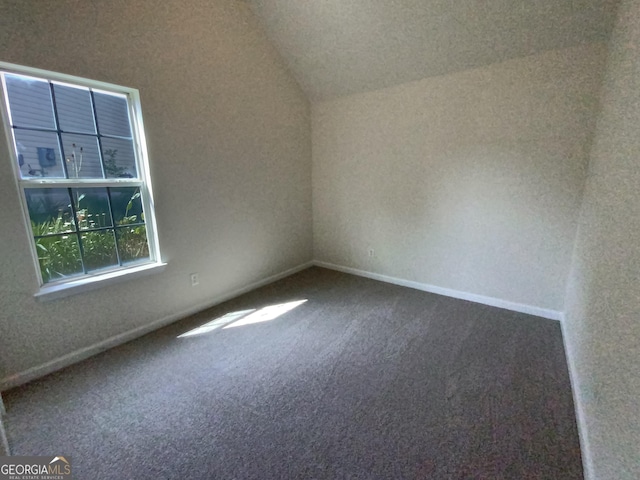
[0,61,165,300]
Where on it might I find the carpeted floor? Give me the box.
[3,267,582,479]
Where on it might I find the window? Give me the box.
[0,63,162,296]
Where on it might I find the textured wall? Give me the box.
[313,45,606,311]
[563,0,640,477]
[245,0,618,100]
[0,0,312,383]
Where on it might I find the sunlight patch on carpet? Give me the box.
[178,309,255,338]
[224,300,307,329]
[177,300,307,338]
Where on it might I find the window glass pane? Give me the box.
[110,187,144,225]
[53,83,96,134]
[25,188,75,235]
[116,225,149,264]
[94,92,131,137]
[61,133,103,179]
[13,129,65,178]
[1,67,158,286]
[72,188,112,231]
[81,229,118,271]
[4,74,55,129]
[101,137,137,178]
[35,234,83,283]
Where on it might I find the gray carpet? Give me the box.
[3,267,582,479]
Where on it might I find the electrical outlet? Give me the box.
[190,273,199,286]
[368,248,375,258]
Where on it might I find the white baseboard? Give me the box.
[0,261,313,391]
[313,261,563,321]
[1,259,562,391]
[559,313,593,479]
[0,414,9,456]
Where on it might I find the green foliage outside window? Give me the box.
[32,189,149,283]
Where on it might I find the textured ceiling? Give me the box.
[244,0,620,101]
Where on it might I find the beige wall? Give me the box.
[563,0,640,477]
[0,0,312,385]
[1,3,635,475]
[313,44,607,312]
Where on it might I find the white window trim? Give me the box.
[0,61,165,298]
[35,262,167,301]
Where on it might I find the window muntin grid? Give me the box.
[1,66,159,286]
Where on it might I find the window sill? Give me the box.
[34,262,167,302]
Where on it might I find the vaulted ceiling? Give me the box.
[244,0,620,101]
